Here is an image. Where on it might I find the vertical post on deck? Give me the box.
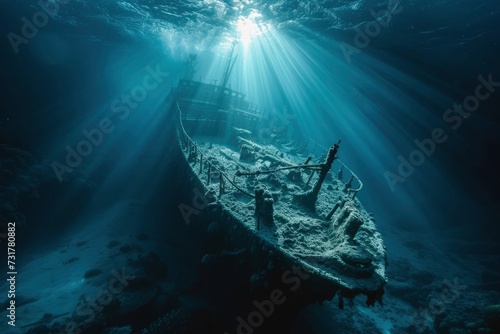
[310,141,340,200]
[298,140,341,209]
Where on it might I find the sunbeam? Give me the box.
[2,0,499,333]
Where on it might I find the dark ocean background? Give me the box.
[1,0,499,333]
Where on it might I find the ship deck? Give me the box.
[181,132,387,293]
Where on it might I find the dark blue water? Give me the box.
[1,0,499,333]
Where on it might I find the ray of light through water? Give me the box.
[188,11,471,230]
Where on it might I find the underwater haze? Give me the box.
[1,0,500,333]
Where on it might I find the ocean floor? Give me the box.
[1,196,499,334]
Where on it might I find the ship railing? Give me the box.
[177,102,363,199]
[303,136,363,199]
[259,122,364,198]
[177,102,256,199]
[179,102,220,121]
[177,98,268,121]
[246,102,269,119]
[335,159,363,198]
[299,135,363,198]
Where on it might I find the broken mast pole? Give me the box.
[298,140,341,209]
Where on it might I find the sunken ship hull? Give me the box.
[169,78,387,330]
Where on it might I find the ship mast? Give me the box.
[220,41,238,90]
[296,141,341,210]
[185,53,197,81]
